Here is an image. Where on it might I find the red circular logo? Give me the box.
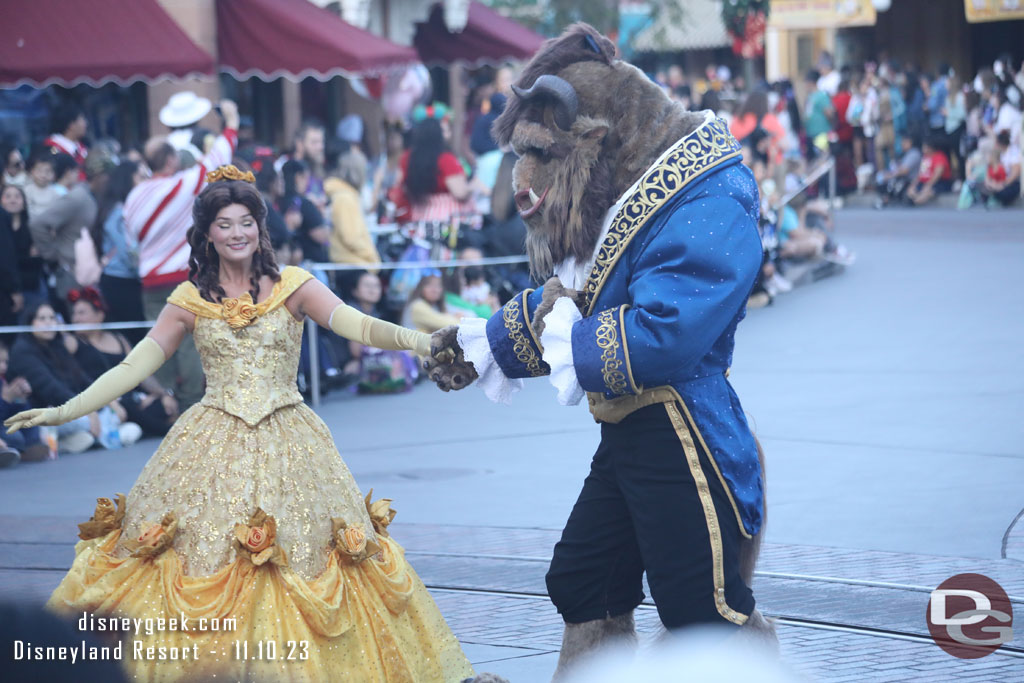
[927,573,1014,659]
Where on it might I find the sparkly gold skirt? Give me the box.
[45,403,474,682]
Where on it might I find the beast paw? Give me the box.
[532,276,585,337]
[424,326,479,392]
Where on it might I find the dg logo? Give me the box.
[927,573,1014,658]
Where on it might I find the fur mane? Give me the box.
[492,23,707,280]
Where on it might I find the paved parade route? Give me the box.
[2,207,1023,680]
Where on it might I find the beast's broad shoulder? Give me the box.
[633,161,759,249]
[677,158,760,215]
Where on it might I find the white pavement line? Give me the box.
[428,586,551,601]
[755,433,1024,461]
[408,550,550,562]
[459,640,554,654]
[467,651,560,665]
[756,570,1024,602]
[427,586,1024,657]
[346,426,594,453]
[773,618,1024,659]
[408,551,1024,602]
[1001,506,1024,560]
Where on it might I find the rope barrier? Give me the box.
[0,255,531,335]
[311,255,529,272]
[0,320,154,335]
[772,158,837,212]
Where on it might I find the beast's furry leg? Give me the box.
[735,608,779,653]
[736,439,778,652]
[551,612,637,682]
[738,436,767,586]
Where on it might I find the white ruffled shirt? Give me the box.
[456,317,524,404]
[458,112,717,405]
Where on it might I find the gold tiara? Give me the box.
[206,164,255,184]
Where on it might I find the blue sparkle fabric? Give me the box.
[572,158,764,535]
[485,289,550,379]
[484,151,765,536]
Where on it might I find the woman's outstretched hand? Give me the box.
[5,407,62,434]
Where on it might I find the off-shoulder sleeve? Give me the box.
[265,266,315,310]
[281,266,315,292]
[166,281,210,316]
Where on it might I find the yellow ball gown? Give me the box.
[46,266,475,682]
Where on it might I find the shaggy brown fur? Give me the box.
[531,277,586,337]
[492,23,706,280]
[739,436,768,585]
[738,608,779,653]
[551,612,637,682]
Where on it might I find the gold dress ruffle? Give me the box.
[46,267,474,682]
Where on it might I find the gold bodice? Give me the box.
[167,266,314,426]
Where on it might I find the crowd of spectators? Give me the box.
[4,53,1018,465]
[656,53,1022,210]
[653,58,856,308]
[649,51,1022,306]
[0,71,522,467]
[794,52,1021,209]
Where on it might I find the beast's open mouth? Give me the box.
[515,186,549,218]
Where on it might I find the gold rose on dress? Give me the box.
[364,489,397,538]
[77,493,127,540]
[330,518,381,564]
[124,512,178,559]
[221,293,259,330]
[233,508,287,567]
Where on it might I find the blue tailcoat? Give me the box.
[484,117,765,537]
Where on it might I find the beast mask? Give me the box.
[492,23,708,280]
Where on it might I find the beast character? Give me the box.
[426,24,776,677]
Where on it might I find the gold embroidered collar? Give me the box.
[581,116,742,315]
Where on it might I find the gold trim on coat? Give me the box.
[588,385,753,540]
[582,118,742,315]
[520,289,544,352]
[595,308,628,395]
[617,304,642,394]
[664,401,749,626]
[503,297,546,377]
[674,398,754,541]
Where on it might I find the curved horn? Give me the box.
[511,74,579,130]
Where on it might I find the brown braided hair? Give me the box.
[187,179,280,303]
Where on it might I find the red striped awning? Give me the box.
[216,0,420,81]
[0,0,214,89]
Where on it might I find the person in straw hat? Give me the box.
[159,91,213,163]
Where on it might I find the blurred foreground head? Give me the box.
[563,626,799,683]
[1,602,127,682]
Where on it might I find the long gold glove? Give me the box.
[329,303,431,356]
[4,337,167,434]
